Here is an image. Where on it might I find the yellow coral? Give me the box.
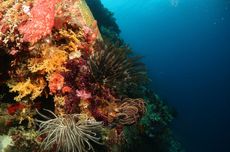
[54,96,65,115]
[28,44,68,75]
[8,78,46,102]
[59,29,82,45]
[18,106,36,128]
[79,99,93,117]
[59,29,83,52]
[0,0,15,13]
[54,96,65,106]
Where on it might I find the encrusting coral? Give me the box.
[18,0,56,43]
[0,0,181,152]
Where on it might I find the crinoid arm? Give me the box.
[36,109,103,152]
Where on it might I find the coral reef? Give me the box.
[0,0,182,152]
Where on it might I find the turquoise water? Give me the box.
[101,0,230,152]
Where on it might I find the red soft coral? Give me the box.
[7,103,26,115]
[18,0,57,43]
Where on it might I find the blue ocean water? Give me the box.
[101,0,230,152]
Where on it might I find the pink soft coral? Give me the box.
[18,0,57,43]
[76,89,92,100]
[82,21,99,44]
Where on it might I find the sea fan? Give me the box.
[36,109,103,152]
[88,41,148,95]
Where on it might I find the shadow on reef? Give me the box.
[0,0,184,152]
[0,49,11,83]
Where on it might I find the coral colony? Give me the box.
[0,0,182,152]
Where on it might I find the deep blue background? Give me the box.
[101,0,230,152]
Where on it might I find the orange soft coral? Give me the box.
[48,73,64,94]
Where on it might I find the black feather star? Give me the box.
[88,41,149,96]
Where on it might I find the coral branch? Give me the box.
[8,78,46,102]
